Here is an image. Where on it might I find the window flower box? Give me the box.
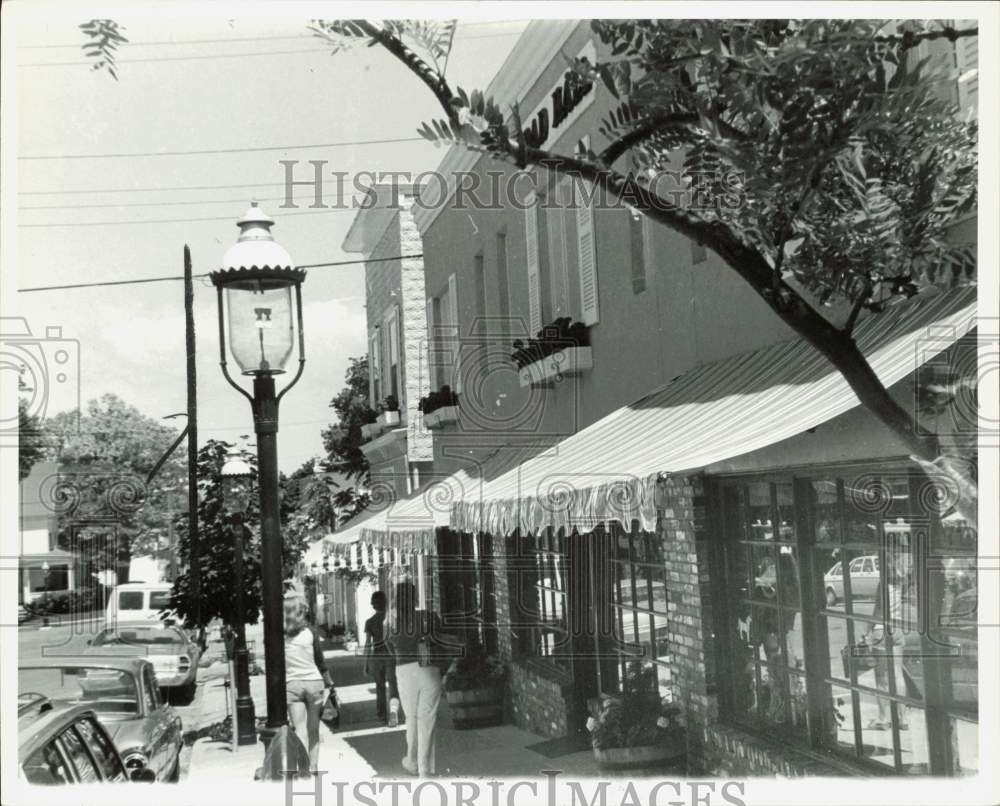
[377,410,400,428]
[512,317,592,388]
[519,346,592,388]
[422,405,458,429]
[418,385,460,428]
[360,422,383,441]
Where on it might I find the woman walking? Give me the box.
[387,581,443,777]
[284,594,334,772]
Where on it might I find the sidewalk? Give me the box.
[186,644,603,781]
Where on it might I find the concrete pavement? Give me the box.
[185,645,607,781]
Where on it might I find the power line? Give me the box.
[19,28,525,66]
[21,46,329,68]
[18,253,423,292]
[20,181,298,196]
[18,209,344,228]
[19,136,424,161]
[17,20,529,49]
[20,195,360,211]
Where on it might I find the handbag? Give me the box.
[321,688,340,728]
[841,640,878,677]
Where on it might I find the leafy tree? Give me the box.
[319,355,374,521]
[170,439,262,630]
[312,18,980,520]
[18,398,47,481]
[44,394,186,583]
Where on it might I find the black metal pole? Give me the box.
[184,247,201,640]
[252,375,287,734]
[231,515,257,745]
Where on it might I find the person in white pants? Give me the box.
[395,661,442,776]
[387,581,444,777]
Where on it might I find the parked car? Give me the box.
[824,555,880,606]
[17,658,183,782]
[84,622,200,702]
[105,582,175,625]
[18,695,156,785]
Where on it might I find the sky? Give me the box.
[8,10,527,472]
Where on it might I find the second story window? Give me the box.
[386,308,400,401]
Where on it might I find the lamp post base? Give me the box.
[235,695,257,746]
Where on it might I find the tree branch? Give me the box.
[598,110,750,166]
[354,20,459,126]
[843,279,872,335]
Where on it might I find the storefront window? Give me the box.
[719,468,979,776]
[725,483,807,738]
[607,524,671,701]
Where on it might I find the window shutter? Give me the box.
[956,31,978,116]
[448,273,461,393]
[426,296,436,390]
[576,180,599,325]
[524,191,542,336]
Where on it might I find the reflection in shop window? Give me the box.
[720,470,978,774]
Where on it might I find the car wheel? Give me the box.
[177,679,197,705]
[826,587,838,607]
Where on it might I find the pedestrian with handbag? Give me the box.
[284,594,335,773]
[386,580,448,777]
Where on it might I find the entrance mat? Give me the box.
[525,732,593,759]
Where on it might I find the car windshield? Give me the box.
[94,627,184,646]
[18,667,140,714]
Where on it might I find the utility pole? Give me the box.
[184,246,201,639]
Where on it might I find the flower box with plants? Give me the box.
[511,317,592,388]
[419,385,460,429]
[442,642,506,729]
[377,395,401,428]
[586,661,685,769]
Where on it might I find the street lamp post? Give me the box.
[220,452,257,746]
[211,203,306,755]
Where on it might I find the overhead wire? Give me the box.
[18,253,423,292]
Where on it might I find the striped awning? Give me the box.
[323,441,556,554]
[450,288,977,537]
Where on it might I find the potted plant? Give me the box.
[418,385,460,429]
[359,405,382,441]
[442,642,506,728]
[586,661,685,768]
[377,395,401,427]
[511,317,592,387]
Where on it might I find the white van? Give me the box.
[105,582,176,626]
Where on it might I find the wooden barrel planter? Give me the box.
[446,686,503,729]
[593,741,685,769]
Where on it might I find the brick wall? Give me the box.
[656,474,712,771]
[704,724,855,777]
[509,661,572,738]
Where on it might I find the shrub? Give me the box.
[382,395,400,412]
[418,385,460,415]
[586,661,682,750]
[443,642,506,692]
